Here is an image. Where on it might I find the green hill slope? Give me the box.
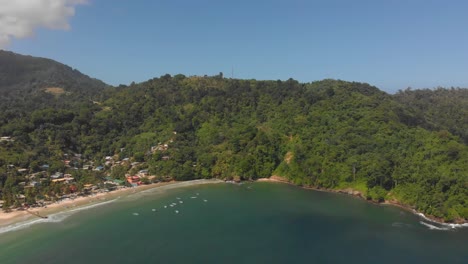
[0,60,466,222]
[394,87,468,144]
[0,50,109,127]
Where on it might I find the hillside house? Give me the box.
[64,175,75,183]
[126,176,141,187]
[0,136,13,142]
[51,172,64,179]
[51,178,67,183]
[138,169,149,176]
[29,181,40,187]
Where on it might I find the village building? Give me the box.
[94,165,104,171]
[50,172,64,179]
[0,136,14,142]
[138,169,149,176]
[126,176,141,187]
[29,181,40,187]
[51,178,67,183]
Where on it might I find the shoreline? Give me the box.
[1,176,465,234]
[256,176,468,227]
[0,179,222,232]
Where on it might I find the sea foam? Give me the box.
[419,221,451,231]
[417,213,468,230]
[0,198,117,235]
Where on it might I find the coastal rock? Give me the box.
[338,188,362,197]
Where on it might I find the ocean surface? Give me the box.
[0,182,467,264]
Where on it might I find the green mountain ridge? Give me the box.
[394,87,468,144]
[0,50,107,94]
[0,50,110,127]
[0,53,467,223]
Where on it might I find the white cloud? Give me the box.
[0,0,87,48]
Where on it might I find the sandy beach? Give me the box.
[256,175,289,183]
[0,179,222,229]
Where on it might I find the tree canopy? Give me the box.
[0,53,467,222]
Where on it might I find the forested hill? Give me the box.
[0,60,467,222]
[0,50,107,95]
[394,88,468,144]
[0,50,109,126]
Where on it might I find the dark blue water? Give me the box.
[0,182,467,263]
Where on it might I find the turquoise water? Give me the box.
[0,182,467,263]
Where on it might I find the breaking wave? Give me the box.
[417,213,468,231]
[419,221,451,231]
[0,198,117,235]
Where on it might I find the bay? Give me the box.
[0,182,467,263]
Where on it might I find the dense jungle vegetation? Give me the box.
[0,51,467,222]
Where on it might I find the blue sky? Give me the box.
[4,0,468,93]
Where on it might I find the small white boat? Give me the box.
[175,210,179,214]
[133,213,139,216]
[179,201,183,204]
[203,199,208,202]
[152,209,156,212]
